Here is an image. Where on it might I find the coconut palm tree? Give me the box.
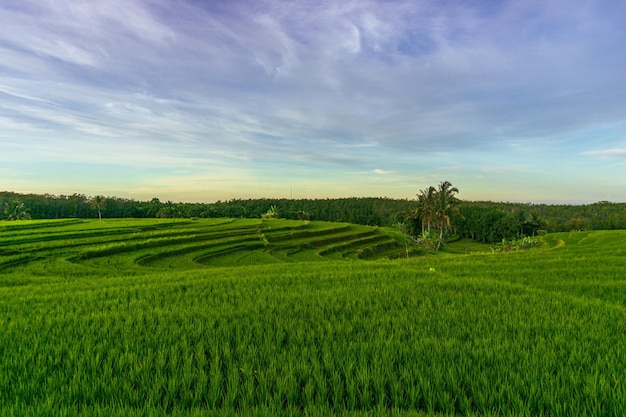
[415,185,437,234]
[525,212,546,236]
[89,195,105,221]
[432,181,460,250]
[3,199,31,220]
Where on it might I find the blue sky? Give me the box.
[1,0,625,203]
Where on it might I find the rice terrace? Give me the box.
[2,208,626,416]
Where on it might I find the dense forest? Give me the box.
[453,200,626,242]
[0,192,409,225]
[2,190,626,244]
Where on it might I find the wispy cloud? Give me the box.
[374,169,393,175]
[584,149,626,158]
[1,0,625,202]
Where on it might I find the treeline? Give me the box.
[0,192,410,226]
[2,191,626,243]
[453,201,626,243]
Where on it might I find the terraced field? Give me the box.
[2,220,626,416]
[0,218,409,273]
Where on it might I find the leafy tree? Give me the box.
[523,212,546,236]
[493,213,521,242]
[89,195,106,221]
[565,217,590,231]
[147,197,161,218]
[156,201,176,218]
[3,199,31,220]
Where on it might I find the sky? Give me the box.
[1,0,626,204]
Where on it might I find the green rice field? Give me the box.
[1,218,625,416]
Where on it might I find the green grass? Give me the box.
[0,218,409,273]
[443,238,492,254]
[1,220,625,416]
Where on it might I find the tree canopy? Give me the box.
[404,181,461,250]
[2,199,31,220]
[2,191,626,244]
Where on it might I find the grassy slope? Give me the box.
[2,218,405,267]
[0,221,625,416]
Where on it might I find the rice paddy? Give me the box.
[1,219,625,416]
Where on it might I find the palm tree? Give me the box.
[262,205,280,219]
[3,199,31,220]
[525,212,546,236]
[415,186,436,234]
[89,195,105,221]
[516,210,530,237]
[432,181,460,250]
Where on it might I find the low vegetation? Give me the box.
[1,218,625,416]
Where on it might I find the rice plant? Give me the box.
[1,221,625,415]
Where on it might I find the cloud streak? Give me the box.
[584,149,626,158]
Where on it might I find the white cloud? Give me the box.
[584,149,626,158]
[374,169,393,175]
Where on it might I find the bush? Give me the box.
[492,236,539,253]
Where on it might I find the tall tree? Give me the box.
[415,186,437,234]
[89,195,105,222]
[432,181,460,250]
[525,212,546,236]
[408,181,460,249]
[147,197,161,218]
